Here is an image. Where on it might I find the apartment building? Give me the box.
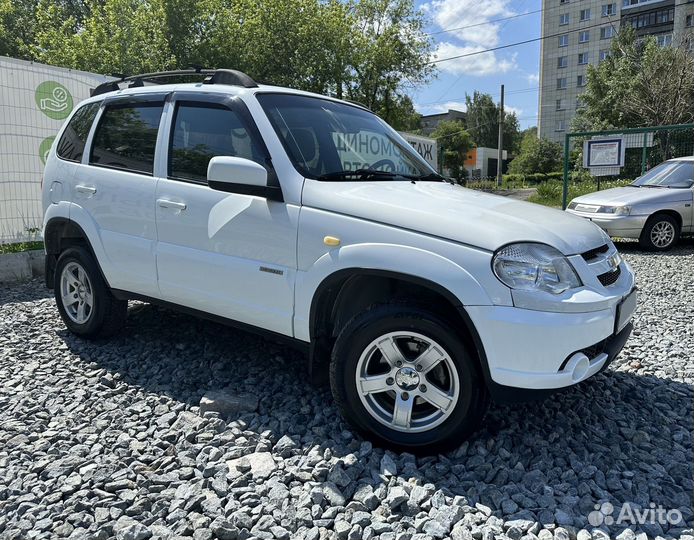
[538,0,694,143]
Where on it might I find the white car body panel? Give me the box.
[293,206,505,342]
[301,179,607,255]
[466,304,616,388]
[71,164,159,295]
[154,177,299,336]
[42,81,637,394]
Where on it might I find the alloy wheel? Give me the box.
[355,331,460,433]
[650,221,675,248]
[60,261,94,324]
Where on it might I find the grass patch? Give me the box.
[0,241,44,254]
[527,179,633,208]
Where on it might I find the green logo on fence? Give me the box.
[35,81,73,120]
[39,136,55,165]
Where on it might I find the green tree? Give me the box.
[32,0,174,74]
[431,120,473,183]
[464,90,520,152]
[194,0,354,95]
[2,0,93,59]
[344,0,434,130]
[574,27,694,130]
[508,130,562,175]
[0,0,37,58]
[13,0,433,133]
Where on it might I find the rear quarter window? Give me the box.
[56,102,100,162]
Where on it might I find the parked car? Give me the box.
[42,69,637,452]
[567,158,694,251]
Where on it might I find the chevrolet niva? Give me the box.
[42,69,637,452]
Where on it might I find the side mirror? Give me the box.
[207,156,283,201]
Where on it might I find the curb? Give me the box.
[0,250,45,284]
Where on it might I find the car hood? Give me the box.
[301,180,607,255]
[572,186,692,206]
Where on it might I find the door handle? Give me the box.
[75,184,97,195]
[157,199,187,211]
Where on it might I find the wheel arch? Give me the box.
[645,209,683,231]
[307,268,491,389]
[43,217,109,289]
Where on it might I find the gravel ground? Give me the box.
[1,241,692,540]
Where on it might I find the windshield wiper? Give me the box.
[414,172,449,182]
[317,169,398,182]
[317,169,449,182]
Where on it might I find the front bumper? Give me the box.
[566,209,648,239]
[465,287,636,401]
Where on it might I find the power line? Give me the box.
[419,84,540,107]
[420,77,598,107]
[429,15,620,66]
[426,9,543,36]
[432,115,539,141]
[430,0,531,104]
[425,0,602,39]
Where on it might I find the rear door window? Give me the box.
[90,102,164,175]
[56,102,100,162]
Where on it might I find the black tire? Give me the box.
[330,304,489,454]
[54,246,127,338]
[639,214,680,251]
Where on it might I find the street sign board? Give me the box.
[583,137,625,168]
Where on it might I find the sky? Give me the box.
[412,0,543,130]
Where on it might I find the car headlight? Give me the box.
[567,201,578,210]
[598,205,631,215]
[493,243,582,294]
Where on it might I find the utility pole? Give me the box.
[497,84,504,188]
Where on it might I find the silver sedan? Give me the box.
[566,157,694,250]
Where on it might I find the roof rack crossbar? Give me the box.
[90,68,258,97]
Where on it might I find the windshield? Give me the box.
[632,160,694,188]
[257,93,436,180]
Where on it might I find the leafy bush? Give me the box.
[528,178,634,207]
[535,181,563,200]
[0,241,44,254]
[501,171,566,186]
[507,133,563,175]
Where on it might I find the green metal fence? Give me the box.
[562,124,694,209]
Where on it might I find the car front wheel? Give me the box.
[330,304,489,453]
[640,214,679,251]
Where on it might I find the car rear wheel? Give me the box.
[55,247,127,338]
[330,304,489,453]
[640,214,679,251]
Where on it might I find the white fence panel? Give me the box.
[0,56,110,243]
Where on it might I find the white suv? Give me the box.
[42,69,636,452]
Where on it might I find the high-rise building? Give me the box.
[538,0,694,143]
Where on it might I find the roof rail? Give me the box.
[90,68,258,97]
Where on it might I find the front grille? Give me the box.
[598,266,621,286]
[581,244,609,262]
